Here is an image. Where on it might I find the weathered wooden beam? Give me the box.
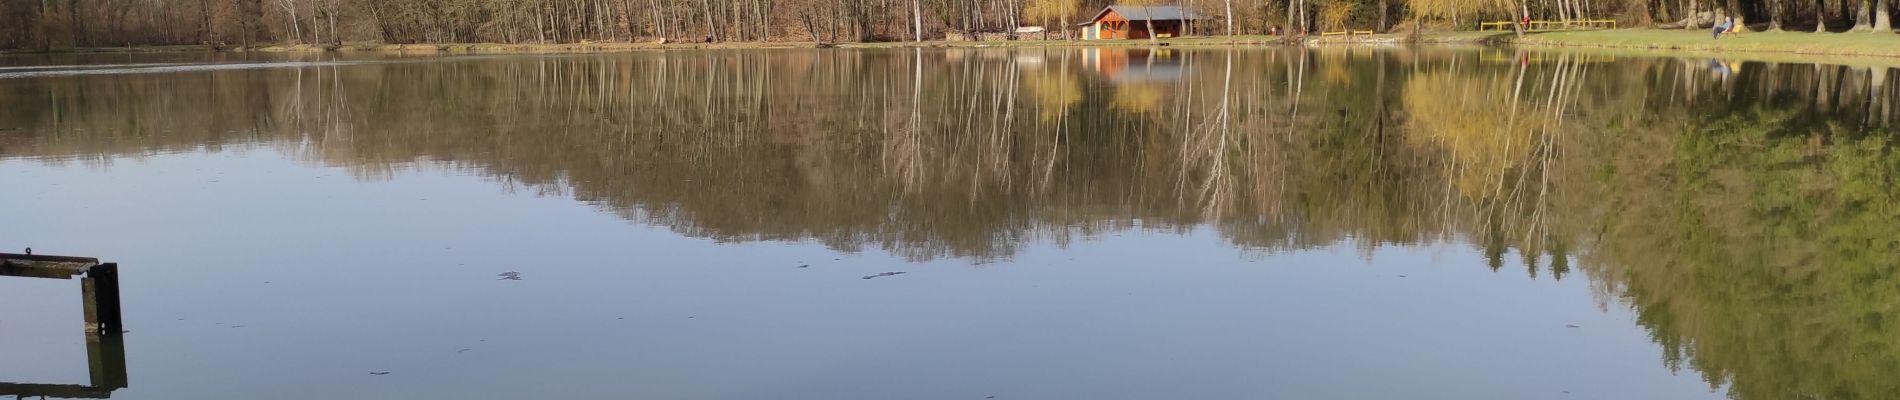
[0,252,101,263]
[0,382,117,399]
[80,264,123,336]
[0,252,99,279]
[0,262,78,279]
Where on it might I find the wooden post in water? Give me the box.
[82,263,124,336]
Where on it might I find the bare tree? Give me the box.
[279,0,301,43]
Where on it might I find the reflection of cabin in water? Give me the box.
[1078,5,1203,40]
[1082,48,1183,83]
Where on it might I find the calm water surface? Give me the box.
[2,48,1896,399]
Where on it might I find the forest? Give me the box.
[0,0,1892,49]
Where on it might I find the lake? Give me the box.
[2,47,1896,399]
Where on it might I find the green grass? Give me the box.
[1505,28,1900,58]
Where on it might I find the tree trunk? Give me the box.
[1515,0,1528,37]
[1064,14,1079,39]
[1378,0,1387,32]
[913,0,922,41]
[325,0,337,45]
[1287,0,1297,33]
[70,0,86,46]
[1855,0,1875,29]
[1686,0,1699,28]
[1879,0,1893,30]
[700,0,716,41]
[281,0,302,43]
[1766,0,1781,30]
[1226,0,1236,36]
[1006,0,1019,39]
[804,13,819,41]
[536,2,549,42]
[1813,0,1825,31]
[32,0,48,49]
[1298,0,1306,33]
[1841,0,1855,30]
[199,0,213,44]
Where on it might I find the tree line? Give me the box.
[0,0,1893,49]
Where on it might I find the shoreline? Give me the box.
[5,29,1897,63]
[1507,29,1900,58]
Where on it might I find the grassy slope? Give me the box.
[1507,29,1900,58]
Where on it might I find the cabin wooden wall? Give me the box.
[1089,10,1187,39]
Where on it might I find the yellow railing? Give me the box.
[1576,19,1618,28]
[1481,19,1618,31]
[1320,30,1377,37]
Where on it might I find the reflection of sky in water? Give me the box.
[0,277,92,385]
[0,151,1722,399]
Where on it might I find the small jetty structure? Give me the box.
[1,252,128,398]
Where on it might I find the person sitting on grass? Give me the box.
[1712,17,1735,39]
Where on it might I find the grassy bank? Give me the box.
[1504,29,1900,58]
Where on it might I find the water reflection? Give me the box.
[0,336,127,399]
[2,48,1897,399]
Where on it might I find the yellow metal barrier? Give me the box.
[1319,30,1376,37]
[1577,19,1618,28]
[1481,19,1618,31]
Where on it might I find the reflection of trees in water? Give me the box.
[3,50,1900,398]
[2,50,1892,262]
[1581,66,1900,399]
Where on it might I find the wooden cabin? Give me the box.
[1078,5,1203,40]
